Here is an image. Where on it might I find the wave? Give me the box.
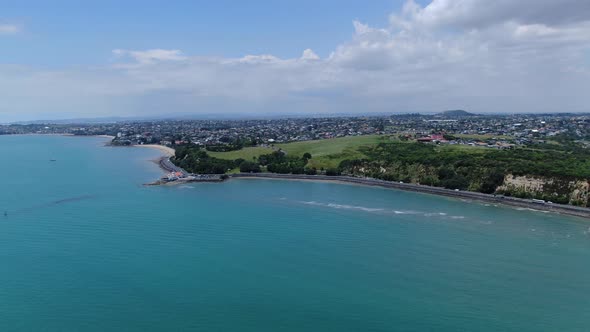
[297,200,465,219]
[301,201,385,213]
[516,207,548,213]
[424,212,447,217]
[393,210,418,215]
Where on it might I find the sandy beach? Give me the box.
[135,144,176,157]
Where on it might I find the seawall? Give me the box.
[230,173,590,219]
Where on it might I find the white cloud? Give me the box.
[112,49,187,65]
[1,0,590,121]
[397,0,590,29]
[0,24,19,35]
[300,49,320,61]
[235,54,281,64]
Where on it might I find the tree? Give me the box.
[326,168,341,176]
[239,161,261,173]
[305,167,317,175]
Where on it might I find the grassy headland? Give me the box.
[171,134,590,207]
[208,135,388,169]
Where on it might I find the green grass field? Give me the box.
[207,135,501,170]
[279,135,389,169]
[439,144,491,153]
[207,146,274,161]
[208,135,392,169]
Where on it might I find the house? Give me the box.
[417,134,447,143]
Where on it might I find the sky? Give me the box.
[1,0,590,122]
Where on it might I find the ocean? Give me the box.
[0,135,589,331]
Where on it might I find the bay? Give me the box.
[0,135,589,331]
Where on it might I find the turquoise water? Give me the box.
[1,135,589,331]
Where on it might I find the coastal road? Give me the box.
[159,157,188,176]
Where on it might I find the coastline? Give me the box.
[133,144,175,157]
[11,133,114,138]
[128,144,177,175]
[8,134,588,219]
[229,173,590,220]
[99,138,176,175]
[101,140,590,220]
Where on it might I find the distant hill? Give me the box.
[439,110,475,117]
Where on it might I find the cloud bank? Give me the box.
[0,24,19,35]
[1,0,590,121]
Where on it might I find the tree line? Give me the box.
[338,142,590,205]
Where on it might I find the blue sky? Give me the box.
[3,0,410,66]
[1,0,589,122]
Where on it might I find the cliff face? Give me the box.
[496,174,590,206]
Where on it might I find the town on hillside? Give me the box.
[2,111,589,150]
[2,111,590,208]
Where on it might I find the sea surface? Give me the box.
[0,135,589,331]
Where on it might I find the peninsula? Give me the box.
[140,141,590,219]
[4,113,590,215]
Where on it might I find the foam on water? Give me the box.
[301,201,386,213]
[298,200,468,220]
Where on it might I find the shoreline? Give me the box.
[105,142,176,174]
[2,133,114,138]
[228,173,590,220]
[133,144,175,157]
[96,138,590,220]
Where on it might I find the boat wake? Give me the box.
[5,194,97,216]
[52,195,96,205]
